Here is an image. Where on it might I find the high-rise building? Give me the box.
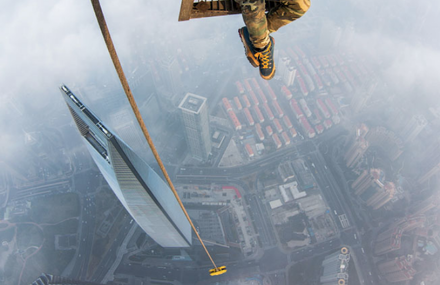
[386,107,407,131]
[179,93,212,161]
[350,79,378,113]
[355,123,369,138]
[365,181,395,210]
[374,216,425,255]
[108,108,148,155]
[408,192,440,216]
[344,137,369,168]
[352,169,394,210]
[378,255,417,283]
[31,273,102,285]
[374,226,403,256]
[283,66,297,87]
[351,169,385,196]
[318,19,342,51]
[418,163,440,185]
[60,85,191,248]
[341,21,355,47]
[400,115,427,143]
[350,91,370,113]
[277,56,297,86]
[277,56,290,79]
[320,247,350,285]
[418,138,440,184]
[365,126,404,161]
[159,55,182,97]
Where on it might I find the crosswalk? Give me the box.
[338,214,350,228]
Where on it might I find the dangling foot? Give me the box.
[238,26,276,80]
[238,27,259,68]
[254,37,276,80]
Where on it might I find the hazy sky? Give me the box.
[0,0,438,177]
[0,0,237,159]
[0,0,438,116]
[0,0,438,167]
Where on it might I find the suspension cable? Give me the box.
[90,0,220,271]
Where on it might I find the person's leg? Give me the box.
[266,0,311,33]
[235,0,270,49]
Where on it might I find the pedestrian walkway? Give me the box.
[102,223,138,283]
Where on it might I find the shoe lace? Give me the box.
[255,44,272,69]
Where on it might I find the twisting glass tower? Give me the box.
[60,85,191,247]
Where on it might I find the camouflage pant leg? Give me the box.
[266,0,311,33]
[235,0,270,49]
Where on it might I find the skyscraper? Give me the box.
[374,226,403,256]
[417,138,440,184]
[355,123,369,138]
[352,169,395,210]
[365,126,404,161]
[365,181,395,210]
[351,168,385,196]
[400,115,427,143]
[277,56,290,79]
[350,79,378,113]
[408,192,440,216]
[60,85,191,248]
[378,255,417,283]
[344,137,369,168]
[318,19,342,51]
[159,55,182,97]
[320,247,350,285]
[277,56,297,86]
[179,93,212,161]
[374,216,425,255]
[418,163,440,185]
[350,91,370,114]
[283,66,297,87]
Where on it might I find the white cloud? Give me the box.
[337,0,440,107]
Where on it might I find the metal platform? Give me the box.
[179,0,278,21]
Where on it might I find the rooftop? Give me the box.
[178,93,207,114]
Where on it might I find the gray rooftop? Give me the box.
[178,93,206,114]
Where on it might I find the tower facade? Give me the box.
[318,19,342,51]
[374,216,425,255]
[60,85,191,247]
[418,138,440,184]
[408,192,440,216]
[277,56,290,79]
[400,115,427,143]
[378,255,417,283]
[344,137,369,168]
[352,169,394,210]
[283,66,297,87]
[277,56,296,87]
[365,126,404,161]
[351,168,385,196]
[159,55,182,97]
[350,79,378,113]
[374,226,403,255]
[179,93,212,160]
[365,181,395,210]
[418,163,440,184]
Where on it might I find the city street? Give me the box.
[91,214,133,282]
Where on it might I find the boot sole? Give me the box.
[260,66,276,80]
[238,28,259,68]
